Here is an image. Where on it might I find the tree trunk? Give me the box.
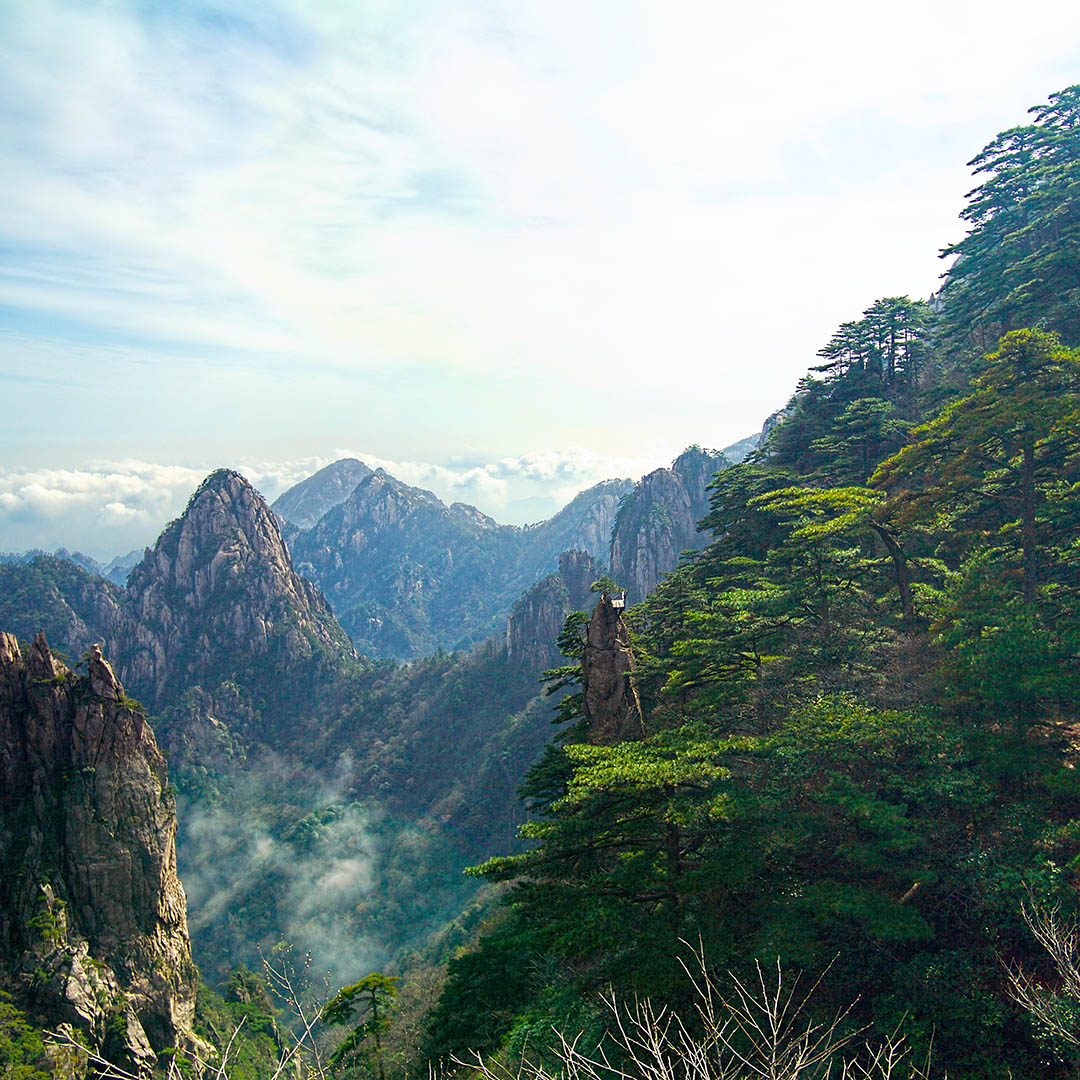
[1021,439,1038,602]
[871,523,917,631]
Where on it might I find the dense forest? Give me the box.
[407,85,1080,1080]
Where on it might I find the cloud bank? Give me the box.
[0,447,668,560]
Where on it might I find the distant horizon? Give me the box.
[0,436,753,562]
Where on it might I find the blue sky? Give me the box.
[4,0,1080,558]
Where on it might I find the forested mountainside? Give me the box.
[0,474,550,988]
[287,469,632,658]
[0,547,138,586]
[416,85,1080,1080]
[0,445,724,1007]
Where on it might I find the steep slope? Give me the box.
[271,457,373,530]
[0,632,200,1067]
[506,550,602,671]
[609,446,728,603]
[291,468,520,657]
[292,470,630,659]
[122,469,358,717]
[520,479,634,568]
[0,556,131,664]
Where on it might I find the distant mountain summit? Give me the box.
[0,471,358,729]
[124,469,357,712]
[289,467,633,658]
[271,457,373,530]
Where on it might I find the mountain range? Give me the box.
[0,443,735,996]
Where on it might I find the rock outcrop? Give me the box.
[506,550,602,671]
[122,469,357,712]
[0,631,200,1068]
[581,595,644,744]
[609,446,728,604]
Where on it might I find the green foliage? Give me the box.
[942,86,1080,347]
[322,973,400,1077]
[0,993,50,1080]
[428,309,1080,1077]
[588,576,622,596]
[193,977,285,1080]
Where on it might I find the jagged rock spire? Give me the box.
[582,594,645,744]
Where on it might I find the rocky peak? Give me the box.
[581,595,645,744]
[609,447,728,605]
[271,458,373,530]
[0,632,200,1066]
[521,478,633,569]
[449,502,500,530]
[122,469,356,709]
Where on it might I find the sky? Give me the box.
[3,0,1080,559]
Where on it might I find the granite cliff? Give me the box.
[506,550,602,672]
[122,469,357,717]
[609,446,728,604]
[0,632,200,1072]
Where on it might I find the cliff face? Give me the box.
[0,632,199,1066]
[609,446,728,604]
[506,550,602,671]
[520,479,634,569]
[122,469,357,713]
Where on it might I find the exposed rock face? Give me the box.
[581,596,644,744]
[506,550,602,671]
[292,470,632,659]
[271,458,374,530]
[0,631,199,1064]
[609,446,728,605]
[520,479,634,569]
[759,405,793,448]
[122,469,357,711]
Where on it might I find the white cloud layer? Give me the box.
[0,448,669,561]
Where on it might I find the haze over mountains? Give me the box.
[0,443,734,993]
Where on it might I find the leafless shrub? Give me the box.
[453,944,933,1080]
[46,946,330,1080]
[1007,900,1080,1048]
